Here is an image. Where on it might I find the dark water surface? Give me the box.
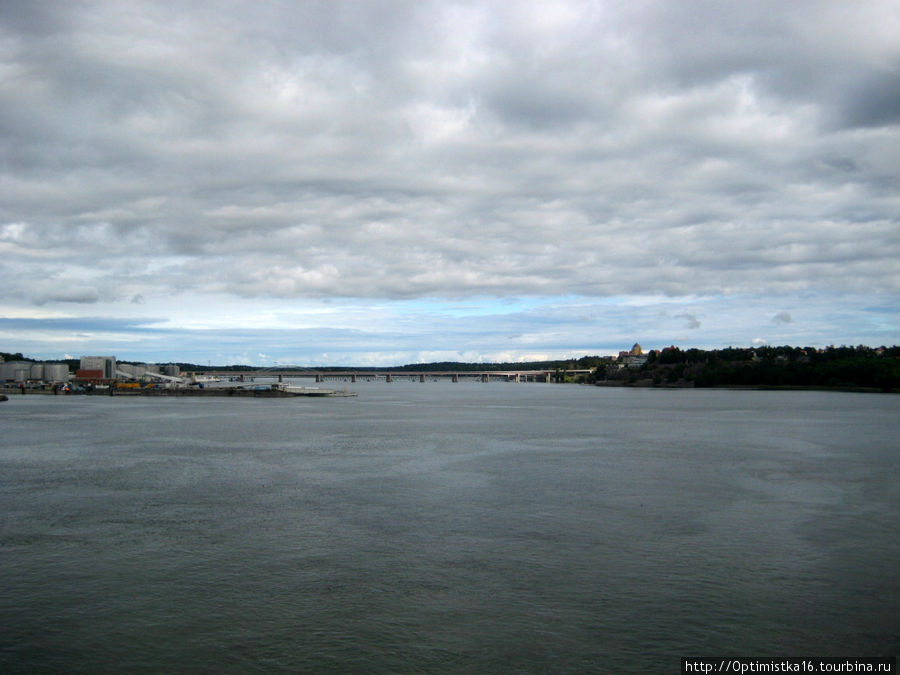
[1,384,898,672]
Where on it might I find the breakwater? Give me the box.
[133,387,356,397]
[0,386,356,398]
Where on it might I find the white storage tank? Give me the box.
[1,361,31,382]
[30,363,44,380]
[43,364,70,382]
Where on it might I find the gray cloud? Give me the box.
[29,281,100,306]
[0,0,897,362]
[677,313,702,330]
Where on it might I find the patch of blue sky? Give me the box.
[0,316,171,333]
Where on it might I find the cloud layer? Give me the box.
[1,1,897,362]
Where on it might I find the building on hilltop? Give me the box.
[617,343,648,368]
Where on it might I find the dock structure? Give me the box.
[0,384,356,398]
[129,386,356,398]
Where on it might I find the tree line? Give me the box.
[593,345,900,391]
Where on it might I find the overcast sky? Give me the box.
[1,0,898,366]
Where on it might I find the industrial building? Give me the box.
[78,356,118,380]
[1,354,183,388]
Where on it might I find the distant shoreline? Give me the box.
[2,383,893,397]
[593,381,894,393]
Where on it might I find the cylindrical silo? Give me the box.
[43,364,70,382]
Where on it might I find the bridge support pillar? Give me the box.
[386,374,392,383]
[481,374,489,383]
[544,373,551,383]
[515,373,520,383]
[420,374,426,383]
[452,374,458,383]
[351,374,357,383]
[316,374,323,383]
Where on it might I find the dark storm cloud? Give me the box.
[839,70,900,129]
[0,0,897,312]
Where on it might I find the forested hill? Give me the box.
[595,345,900,392]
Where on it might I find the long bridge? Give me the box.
[206,369,593,384]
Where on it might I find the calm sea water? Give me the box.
[1,383,897,672]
